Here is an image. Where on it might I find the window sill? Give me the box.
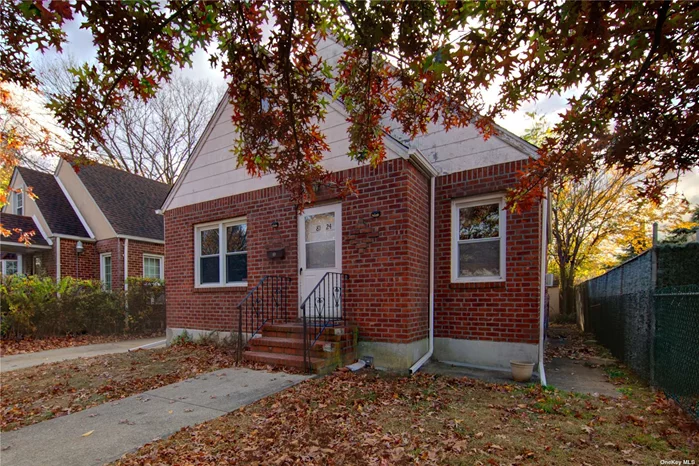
[449,281,506,290]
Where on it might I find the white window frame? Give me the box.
[143,254,164,280]
[14,186,24,216]
[1,254,21,276]
[194,217,247,288]
[100,253,112,291]
[451,193,507,283]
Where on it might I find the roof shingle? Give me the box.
[16,167,90,238]
[0,213,50,246]
[75,163,169,241]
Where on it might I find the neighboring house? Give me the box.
[1,162,169,291]
[160,40,549,374]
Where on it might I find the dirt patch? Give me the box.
[0,343,234,431]
[113,370,699,465]
[0,333,163,356]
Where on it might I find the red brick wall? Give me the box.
[126,240,165,279]
[164,158,431,343]
[342,160,430,343]
[59,238,99,281]
[90,238,165,290]
[96,238,122,290]
[434,160,542,345]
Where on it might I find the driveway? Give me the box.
[0,337,165,373]
[0,367,311,466]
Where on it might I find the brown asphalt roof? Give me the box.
[75,163,169,241]
[16,167,90,238]
[0,213,50,246]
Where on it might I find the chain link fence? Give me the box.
[654,285,699,420]
[577,242,699,421]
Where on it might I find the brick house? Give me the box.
[160,42,549,375]
[2,162,169,291]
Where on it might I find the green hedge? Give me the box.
[0,275,165,339]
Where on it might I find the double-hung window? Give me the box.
[100,253,112,291]
[14,187,23,215]
[1,253,19,276]
[143,254,164,280]
[452,194,506,282]
[195,218,247,287]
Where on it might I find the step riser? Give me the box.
[249,337,355,351]
[260,331,353,342]
[248,344,355,358]
[243,349,358,372]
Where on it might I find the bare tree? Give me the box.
[36,56,222,185]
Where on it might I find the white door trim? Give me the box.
[298,202,342,316]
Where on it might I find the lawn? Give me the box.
[114,369,699,465]
[0,343,235,431]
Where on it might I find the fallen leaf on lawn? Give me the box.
[475,432,484,438]
[82,430,94,437]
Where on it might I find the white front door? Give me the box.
[298,203,342,317]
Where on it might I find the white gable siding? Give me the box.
[165,100,404,211]
[409,122,533,175]
[164,37,536,211]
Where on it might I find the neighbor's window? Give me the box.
[1,253,19,276]
[195,218,247,287]
[100,253,112,291]
[452,195,506,282]
[15,188,23,215]
[143,254,164,280]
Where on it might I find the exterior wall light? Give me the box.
[76,240,84,254]
[271,221,280,229]
[371,210,381,218]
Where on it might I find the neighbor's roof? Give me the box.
[0,213,50,246]
[75,163,170,241]
[16,167,90,238]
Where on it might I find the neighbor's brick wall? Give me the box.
[59,238,99,281]
[96,238,123,291]
[434,160,542,345]
[126,240,165,279]
[164,158,431,344]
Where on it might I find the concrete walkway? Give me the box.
[545,325,619,397]
[0,367,311,466]
[0,337,165,373]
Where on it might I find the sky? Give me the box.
[27,17,699,206]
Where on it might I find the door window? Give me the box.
[304,212,336,269]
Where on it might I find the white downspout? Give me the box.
[123,238,129,292]
[55,236,61,282]
[538,189,549,385]
[409,175,435,374]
